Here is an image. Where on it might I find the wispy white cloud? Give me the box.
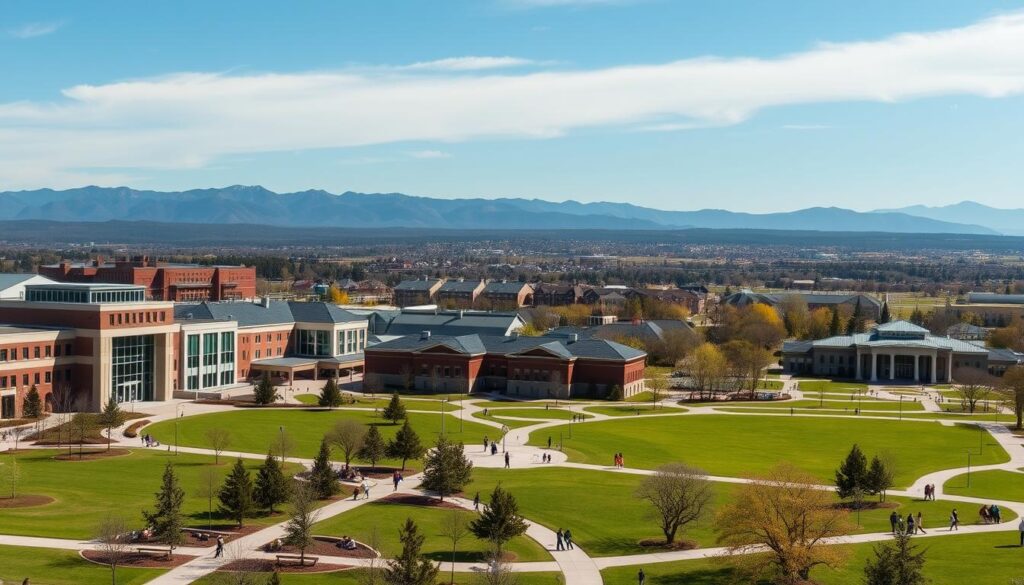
[8,20,64,39]
[4,13,1024,187]
[401,56,536,71]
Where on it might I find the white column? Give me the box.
[870,352,878,382]
[889,354,895,380]
[913,354,919,382]
[855,351,862,380]
[946,353,953,382]
[931,352,937,384]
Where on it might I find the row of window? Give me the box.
[108,310,167,326]
[0,343,74,362]
[419,364,463,378]
[0,368,72,388]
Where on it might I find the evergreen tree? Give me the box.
[97,396,125,451]
[22,385,42,419]
[829,307,842,336]
[253,371,279,406]
[218,457,255,527]
[382,392,407,424]
[863,531,927,585]
[909,307,925,326]
[387,420,425,471]
[835,444,869,499]
[358,425,387,471]
[864,455,895,502]
[469,484,528,555]
[421,435,473,501]
[142,462,186,548]
[309,439,340,499]
[879,302,891,324]
[253,451,290,513]
[383,518,439,585]
[847,298,864,334]
[318,377,344,409]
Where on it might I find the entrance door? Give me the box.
[1,395,14,419]
[116,381,141,403]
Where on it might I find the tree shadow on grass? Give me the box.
[649,567,746,585]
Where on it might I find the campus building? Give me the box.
[40,256,257,301]
[781,320,1020,382]
[0,284,368,419]
[722,289,883,321]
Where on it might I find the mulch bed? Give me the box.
[123,420,151,438]
[358,466,418,479]
[379,493,462,509]
[268,536,378,559]
[637,538,698,551]
[52,448,132,461]
[218,559,352,574]
[170,523,269,547]
[0,494,55,509]
[81,549,196,568]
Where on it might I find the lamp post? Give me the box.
[279,425,285,463]
[441,398,447,436]
[502,425,509,453]
[174,404,185,456]
[979,425,984,455]
[966,451,972,488]
[898,395,903,421]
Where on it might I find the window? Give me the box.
[45,346,51,358]
[54,345,61,357]
[0,376,6,388]
[33,347,40,359]
[255,349,261,359]
[23,374,29,386]
[298,329,330,356]
[22,347,28,359]
[34,373,40,384]
[110,315,115,326]
[202,333,218,366]
[0,349,6,361]
[45,372,51,383]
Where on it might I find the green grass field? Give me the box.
[600,531,1024,585]
[584,405,685,417]
[147,409,494,459]
[196,570,562,585]
[715,407,1015,422]
[0,544,164,585]
[312,500,551,562]
[532,415,1008,485]
[293,395,459,411]
[489,408,592,421]
[943,469,1024,502]
[0,449,303,539]
[797,380,868,393]
[773,399,925,411]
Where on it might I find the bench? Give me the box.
[276,554,318,567]
[137,547,172,559]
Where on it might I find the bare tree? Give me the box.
[441,509,470,585]
[96,514,132,585]
[999,365,1024,429]
[357,525,385,585]
[273,428,294,464]
[635,463,714,545]
[71,412,95,459]
[647,376,667,410]
[205,428,231,465]
[478,546,518,585]
[2,453,20,499]
[221,542,266,585]
[329,419,368,469]
[953,367,996,414]
[196,467,219,531]
[283,483,321,566]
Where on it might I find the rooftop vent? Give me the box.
[421,330,431,340]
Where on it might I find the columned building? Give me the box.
[782,320,1019,382]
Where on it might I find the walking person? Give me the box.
[393,471,401,492]
[906,513,915,536]
[362,480,370,499]
[949,508,959,531]
[889,510,900,534]
[564,529,574,550]
[473,492,480,511]
[548,436,552,449]
[484,436,489,452]
[352,485,360,501]
[916,512,926,534]
[638,568,645,585]
[1018,517,1024,546]
[555,529,565,551]
[504,451,510,469]
[491,443,498,456]
[214,535,224,558]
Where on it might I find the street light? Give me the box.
[501,425,509,453]
[441,398,448,436]
[174,404,185,456]
[898,395,903,421]
[966,451,972,488]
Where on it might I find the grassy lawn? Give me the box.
[294,395,459,411]
[312,500,551,562]
[147,409,494,459]
[489,408,592,421]
[0,544,164,585]
[798,380,868,393]
[600,531,1024,585]
[625,391,655,403]
[198,570,562,585]
[774,399,925,411]
[532,415,1008,486]
[944,469,1024,502]
[715,407,1014,422]
[463,468,984,557]
[584,405,685,417]
[0,449,303,539]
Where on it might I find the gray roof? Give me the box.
[875,320,930,335]
[375,309,523,337]
[175,300,366,328]
[394,279,443,291]
[368,333,646,362]
[784,329,990,354]
[723,289,881,309]
[483,281,530,295]
[439,280,485,293]
[0,273,37,290]
[967,292,1024,305]
[287,301,365,323]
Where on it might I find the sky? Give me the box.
[3,0,1024,213]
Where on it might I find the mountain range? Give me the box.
[0,186,1007,235]
[873,201,1024,236]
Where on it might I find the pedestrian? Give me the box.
[393,471,401,492]
[991,504,1002,523]
[352,485,360,500]
[473,492,480,511]
[555,528,565,551]
[923,484,931,501]
[916,512,925,534]
[564,529,574,550]
[889,510,900,534]
[491,443,498,455]
[906,513,915,536]
[949,508,959,531]
[214,535,224,558]
[980,505,991,524]
[484,436,489,452]
[638,568,645,585]
[548,436,552,449]
[897,516,905,534]
[484,408,489,416]
[362,480,370,499]
[1018,517,1024,546]
[504,451,510,469]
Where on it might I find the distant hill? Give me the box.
[0,186,998,234]
[875,201,1024,236]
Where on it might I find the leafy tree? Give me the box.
[908,307,925,326]
[218,457,254,527]
[470,484,528,555]
[330,419,367,469]
[863,531,927,585]
[635,463,714,545]
[848,298,865,333]
[835,444,869,499]
[253,371,279,406]
[22,385,42,419]
[319,378,344,409]
[607,385,624,401]
[142,462,186,549]
[97,396,125,452]
[358,425,388,471]
[864,455,895,502]
[254,451,291,513]
[383,392,407,424]
[387,420,425,472]
[383,518,440,585]
[421,435,473,501]
[309,438,340,499]
[283,483,320,566]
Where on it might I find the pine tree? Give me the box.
[879,302,891,324]
[97,396,125,451]
[22,385,42,419]
[253,371,279,406]
[835,444,869,499]
[319,378,344,409]
[421,435,473,501]
[142,462,186,548]
[864,455,895,502]
[382,392,407,424]
[358,425,387,471]
[387,420,425,471]
[909,307,925,326]
[470,485,528,555]
[829,307,842,336]
[218,457,254,527]
[254,451,290,513]
[863,531,927,585]
[848,298,864,334]
[383,518,439,585]
[309,438,339,499]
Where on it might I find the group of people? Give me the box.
[555,528,575,551]
[337,535,358,550]
[979,504,1004,524]
[351,480,372,500]
[612,452,626,468]
[538,452,553,463]
[922,484,937,501]
[889,510,927,535]
[140,434,161,448]
[571,413,585,422]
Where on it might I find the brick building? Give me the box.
[40,256,256,302]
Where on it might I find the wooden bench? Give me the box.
[276,554,318,567]
[137,547,172,559]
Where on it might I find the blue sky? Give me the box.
[3,0,1024,212]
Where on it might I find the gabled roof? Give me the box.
[483,281,531,294]
[394,279,443,291]
[175,300,365,327]
[0,273,39,290]
[875,320,929,334]
[376,309,523,337]
[438,280,485,293]
[368,333,646,362]
[287,301,365,323]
